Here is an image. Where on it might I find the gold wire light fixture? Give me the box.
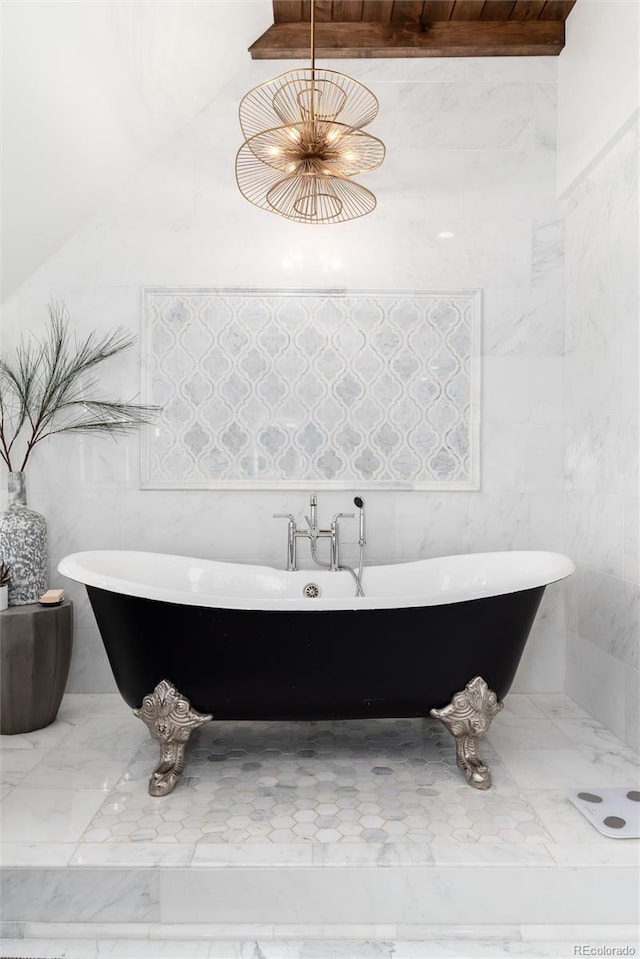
[236,1,385,224]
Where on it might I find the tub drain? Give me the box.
[303,583,321,599]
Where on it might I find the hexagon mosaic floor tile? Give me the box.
[82,717,551,847]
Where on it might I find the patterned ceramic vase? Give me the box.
[0,472,47,606]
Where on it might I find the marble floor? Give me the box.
[1,692,639,958]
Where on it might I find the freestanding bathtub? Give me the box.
[58,549,574,795]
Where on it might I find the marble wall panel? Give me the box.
[399,83,536,151]
[65,627,118,696]
[566,494,626,578]
[464,58,557,83]
[482,287,564,358]
[575,568,639,670]
[514,581,568,694]
[483,358,563,426]
[625,667,640,753]
[624,496,639,583]
[459,151,562,221]
[532,219,565,288]
[534,83,558,150]
[563,120,639,749]
[565,634,627,743]
[521,426,565,493]
[528,493,566,553]
[566,412,640,497]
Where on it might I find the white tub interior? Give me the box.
[58,550,575,611]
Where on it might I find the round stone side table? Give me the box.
[0,600,73,734]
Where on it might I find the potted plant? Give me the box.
[0,300,156,605]
[0,302,156,734]
[0,561,10,611]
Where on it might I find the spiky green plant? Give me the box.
[0,562,11,586]
[0,302,157,472]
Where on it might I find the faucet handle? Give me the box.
[332,512,355,523]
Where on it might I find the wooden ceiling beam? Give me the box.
[273,1,302,23]
[509,0,547,18]
[312,1,333,22]
[538,0,575,20]
[449,1,485,20]
[390,1,426,22]
[480,1,516,20]
[249,18,565,57]
[361,0,394,21]
[332,1,365,21]
[421,1,456,21]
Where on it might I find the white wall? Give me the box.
[559,1,640,749]
[2,6,566,697]
[0,0,273,298]
[557,0,640,195]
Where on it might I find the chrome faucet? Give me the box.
[272,512,297,571]
[272,497,336,571]
[274,493,366,595]
[330,512,354,570]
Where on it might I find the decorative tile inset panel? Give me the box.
[141,289,480,489]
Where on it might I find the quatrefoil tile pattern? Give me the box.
[141,290,480,489]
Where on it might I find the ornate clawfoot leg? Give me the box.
[134,679,212,796]
[430,676,504,790]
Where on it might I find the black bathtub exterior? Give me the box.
[86,585,545,718]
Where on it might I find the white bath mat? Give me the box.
[568,788,640,838]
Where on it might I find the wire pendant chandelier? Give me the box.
[236,1,385,224]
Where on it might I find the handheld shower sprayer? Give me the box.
[354,496,366,546]
[353,496,366,595]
